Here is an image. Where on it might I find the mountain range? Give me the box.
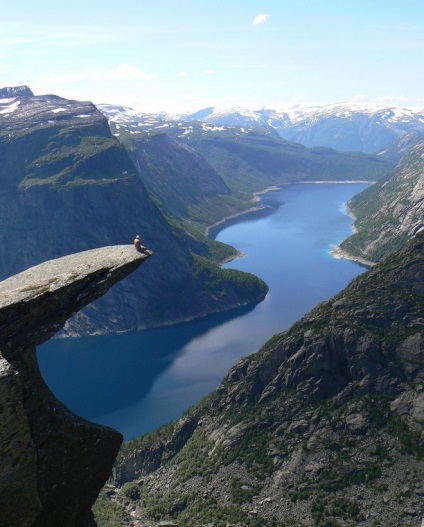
[0,87,267,335]
[177,104,424,155]
[100,102,424,155]
[99,104,393,231]
[0,87,397,336]
[6,87,405,338]
[1,86,423,527]
[93,104,423,527]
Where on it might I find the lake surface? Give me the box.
[38,183,369,440]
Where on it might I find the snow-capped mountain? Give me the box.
[98,102,424,154]
[176,104,424,154]
[97,103,266,140]
[0,85,34,99]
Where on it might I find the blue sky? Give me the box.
[1,0,423,113]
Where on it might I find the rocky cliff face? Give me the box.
[339,140,424,263]
[0,85,34,98]
[0,246,150,527]
[107,234,424,527]
[0,88,267,336]
[123,132,231,224]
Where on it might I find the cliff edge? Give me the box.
[0,245,151,527]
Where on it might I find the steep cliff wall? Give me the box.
[0,88,267,335]
[0,246,150,527]
[339,140,424,263]
[109,234,424,527]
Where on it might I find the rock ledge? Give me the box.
[0,245,151,527]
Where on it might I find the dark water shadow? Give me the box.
[37,302,258,419]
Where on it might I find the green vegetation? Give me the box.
[185,128,391,191]
[116,420,176,464]
[340,141,424,262]
[365,395,424,460]
[15,124,135,189]
[165,215,238,264]
[230,477,262,504]
[137,487,278,527]
[311,495,361,526]
[119,481,142,501]
[192,254,268,301]
[170,431,217,483]
[92,490,128,527]
[219,427,274,480]
[318,462,382,492]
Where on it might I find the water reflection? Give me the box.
[38,183,369,439]
[38,302,258,420]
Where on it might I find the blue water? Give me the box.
[38,183,369,440]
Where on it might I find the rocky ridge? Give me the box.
[339,140,424,263]
[106,234,424,527]
[0,85,34,99]
[177,104,424,154]
[0,245,150,527]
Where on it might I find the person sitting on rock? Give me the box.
[134,235,147,252]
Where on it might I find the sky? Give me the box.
[1,0,424,114]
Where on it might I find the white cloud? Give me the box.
[177,71,189,77]
[252,13,270,26]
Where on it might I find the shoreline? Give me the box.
[280,180,375,185]
[344,202,358,234]
[205,180,373,237]
[219,249,246,266]
[204,185,280,238]
[330,196,376,267]
[330,245,376,267]
[205,180,375,267]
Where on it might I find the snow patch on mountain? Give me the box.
[98,101,424,154]
[0,99,20,114]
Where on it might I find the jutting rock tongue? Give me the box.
[0,245,151,527]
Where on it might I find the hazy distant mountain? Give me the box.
[176,104,424,154]
[0,85,34,98]
[99,104,393,215]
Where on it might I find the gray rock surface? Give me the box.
[0,85,33,98]
[109,234,424,527]
[0,245,150,527]
[0,245,149,353]
[340,140,424,263]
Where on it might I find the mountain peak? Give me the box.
[0,85,34,99]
